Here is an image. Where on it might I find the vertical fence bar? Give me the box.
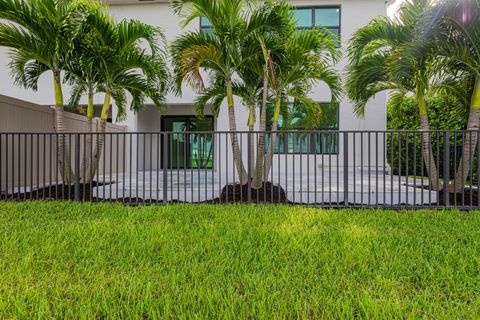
[453,132,457,206]
[247,131,252,203]
[398,132,401,206]
[285,132,288,205]
[436,133,441,207]
[0,134,2,199]
[375,131,380,207]
[390,132,394,207]
[367,131,372,206]
[17,134,21,200]
[361,133,364,207]
[443,131,450,208]
[218,133,222,204]
[5,133,8,199]
[276,133,280,204]
[156,133,163,203]
[352,132,357,206]
[405,132,409,206]
[74,134,80,201]
[240,133,243,203]
[307,134,310,205]
[109,134,113,201]
[343,132,349,206]
[336,132,340,207]
[143,134,146,205]
[477,130,480,209]
[26,133,29,200]
[469,131,473,207]
[163,133,168,203]
[226,133,229,203]
[103,133,106,203]
[413,131,417,206]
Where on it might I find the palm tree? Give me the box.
[64,16,104,183]
[346,0,443,190]
[76,10,169,182]
[0,0,98,184]
[427,0,480,193]
[171,0,290,185]
[191,9,292,189]
[260,28,341,184]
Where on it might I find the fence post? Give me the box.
[162,133,168,203]
[343,132,349,205]
[443,131,450,208]
[247,132,252,203]
[74,133,81,201]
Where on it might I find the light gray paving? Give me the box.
[93,169,438,205]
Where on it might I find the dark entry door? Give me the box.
[162,116,214,169]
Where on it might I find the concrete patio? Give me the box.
[92,168,439,205]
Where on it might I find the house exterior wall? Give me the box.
[105,0,389,172]
[0,0,389,178]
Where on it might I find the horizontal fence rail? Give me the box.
[0,130,478,209]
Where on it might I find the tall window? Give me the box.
[199,17,214,36]
[292,6,341,37]
[267,102,339,154]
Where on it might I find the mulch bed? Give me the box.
[213,182,287,204]
[1,182,288,205]
[5,181,476,207]
[437,188,479,207]
[1,181,113,202]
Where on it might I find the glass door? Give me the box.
[190,118,214,169]
[162,116,214,169]
[163,117,188,169]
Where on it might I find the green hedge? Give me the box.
[387,95,470,179]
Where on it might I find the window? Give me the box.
[162,116,214,169]
[200,6,341,37]
[267,102,339,154]
[200,17,214,36]
[291,6,341,37]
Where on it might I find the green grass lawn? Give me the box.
[1,202,479,319]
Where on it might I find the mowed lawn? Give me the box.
[0,203,479,319]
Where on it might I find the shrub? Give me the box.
[387,95,470,180]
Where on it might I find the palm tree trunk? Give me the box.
[82,90,94,183]
[450,77,480,193]
[53,71,74,185]
[264,97,282,179]
[90,92,111,181]
[252,54,270,189]
[226,79,248,185]
[418,93,441,191]
[248,102,255,183]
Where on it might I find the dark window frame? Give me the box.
[199,16,213,35]
[268,101,340,155]
[291,5,341,38]
[199,6,341,37]
[160,115,215,169]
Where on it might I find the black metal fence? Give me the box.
[0,130,478,209]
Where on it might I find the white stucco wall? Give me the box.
[104,0,389,172]
[105,0,388,133]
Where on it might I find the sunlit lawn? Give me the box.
[0,202,479,318]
